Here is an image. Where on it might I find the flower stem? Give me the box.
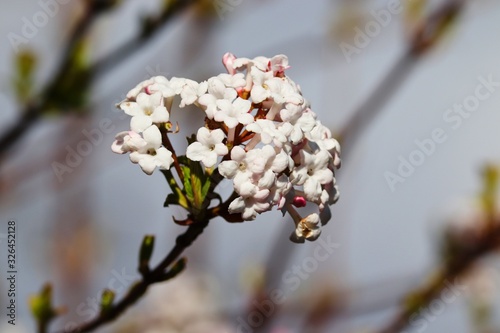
[161,128,184,183]
[227,127,236,145]
[285,203,302,225]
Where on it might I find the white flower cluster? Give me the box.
[112,53,341,242]
[112,77,207,174]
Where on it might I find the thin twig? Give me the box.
[340,0,466,162]
[90,0,198,78]
[0,3,100,159]
[55,217,210,333]
[161,127,185,183]
[338,51,416,160]
[375,222,500,333]
[0,0,199,159]
[250,0,468,330]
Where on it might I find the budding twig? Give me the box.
[53,218,209,333]
[0,0,199,161]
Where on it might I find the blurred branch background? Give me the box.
[1,0,500,332]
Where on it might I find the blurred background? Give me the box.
[1,0,500,332]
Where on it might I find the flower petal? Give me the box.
[142,125,162,147]
[186,142,209,161]
[131,116,153,133]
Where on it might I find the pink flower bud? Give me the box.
[292,196,307,208]
[222,52,237,75]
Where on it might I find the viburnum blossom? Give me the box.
[186,128,228,168]
[111,130,146,154]
[292,213,322,242]
[112,52,341,243]
[290,149,334,202]
[213,97,253,128]
[120,92,169,132]
[112,125,173,175]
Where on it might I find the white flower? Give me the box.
[198,76,238,119]
[245,145,289,178]
[217,73,246,89]
[223,52,237,75]
[288,110,317,144]
[250,67,274,103]
[228,193,271,220]
[270,54,290,76]
[233,56,270,72]
[220,145,293,221]
[214,98,253,128]
[246,119,293,148]
[250,73,304,120]
[269,174,292,208]
[180,79,208,107]
[147,76,176,98]
[218,146,247,180]
[231,57,250,71]
[111,131,146,154]
[319,182,339,209]
[249,56,271,71]
[279,98,310,123]
[152,77,207,108]
[291,149,334,202]
[129,126,173,175]
[219,147,260,197]
[126,78,154,100]
[186,128,228,168]
[119,92,169,132]
[220,146,289,192]
[291,213,321,243]
[266,78,303,105]
[308,122,342,168]
[113,53,341,234]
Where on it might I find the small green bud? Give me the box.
[139,235,155,275]
[100,289,115,313]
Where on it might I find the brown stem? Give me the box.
[39,321,48,333]
[0,0,199,160]
[161,128,185,183]
[55,217,210,333]
[0,2,99,158]
[339,0,465,162]
[375,222,500,333]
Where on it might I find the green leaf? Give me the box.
[164,193,178,207]
[201,177,212,203]
[163,191,189,209]
[161,170,189,209]
[161,169,178,192]
[181,164,195,205]
[178,156,212,211]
